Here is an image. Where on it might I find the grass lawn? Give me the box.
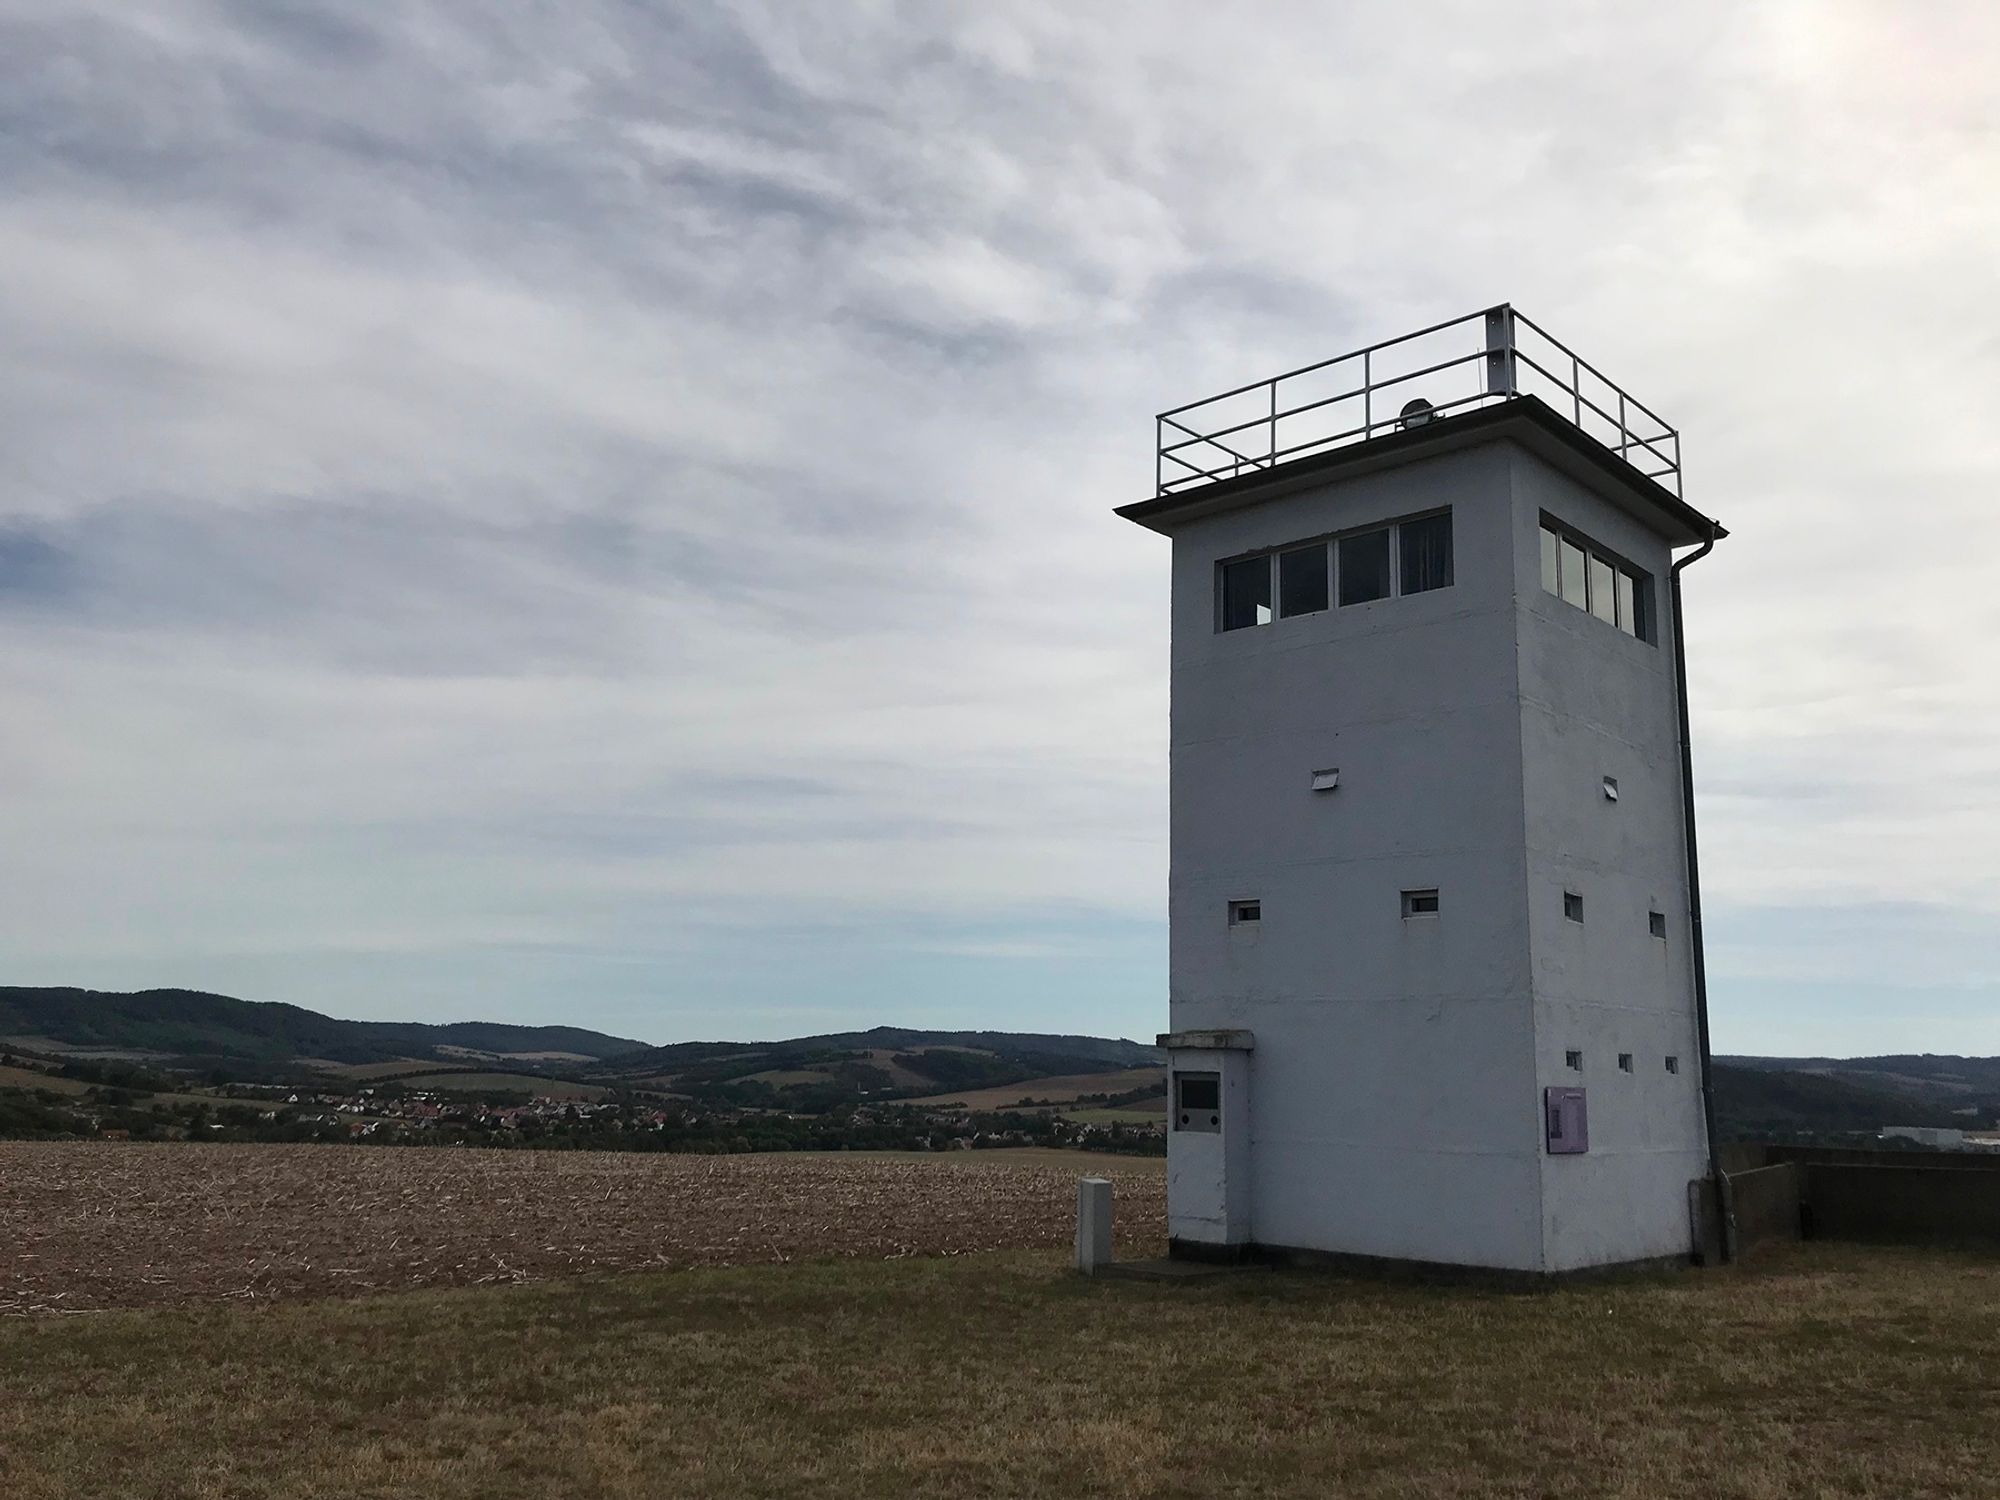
[3,1241,1996,1499]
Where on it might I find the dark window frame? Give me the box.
[1277,543,1329,618]
[1398,510,1454,595]
[1218,554,1272,632]
[1214,507,1455,633]
[1538,513,1655,644]
[1337,526,1393,607]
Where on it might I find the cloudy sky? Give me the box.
[2,2,1995,1054]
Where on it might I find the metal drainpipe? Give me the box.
[1670,526,1732,1263]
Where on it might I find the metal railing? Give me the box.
[1155,305,1681,498]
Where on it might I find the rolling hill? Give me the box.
[588,1027,1163,1111]
[1709,1061,1980,1139]
[593,1025,1157,1082]
[1720,1054,2000,1103]
[0,988,646,1067]
[5,986,1992,1143]
[0,990,1164,1110]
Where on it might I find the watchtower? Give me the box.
[1118,307,1726,1274]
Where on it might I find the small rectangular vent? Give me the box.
[1228,899,1261,926]
[1401,888,1440,918]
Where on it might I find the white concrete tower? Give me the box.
[1119,307,1726,1275]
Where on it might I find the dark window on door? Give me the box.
[1176,1075,1220,1112]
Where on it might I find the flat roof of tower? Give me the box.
[1119,306,1725,547]
[1117,396,1727,547]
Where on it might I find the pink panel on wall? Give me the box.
[1544,1086,1588,1154]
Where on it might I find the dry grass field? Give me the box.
[376,1070,610,1098]
[0,1142,1165,1315]
[0,1064,226,1110]
[0,1064,97,1095]
[2,1239,1997,1499]
[305,1057,474,1080]
[905,1066,1164,1110]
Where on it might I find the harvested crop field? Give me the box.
[0,1142,1164,1316]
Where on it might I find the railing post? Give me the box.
[1363,350,1372,436]
[1484,306,1517,398]
[1618,393,1627,456]
[1572,354,1582,425]
[1155,417,1163,497]
[1269,379,1277,466]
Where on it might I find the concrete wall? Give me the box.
[1510,456,1708,1270]
[1803,1165,2000,1243]
[1711,1146,2000,1248]
[1726,1163,1803,1253]
[1164,434,1706,1274]
[1168,445,1542,1271]
[1763,1144,2000,1173]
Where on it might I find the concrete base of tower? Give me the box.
[1167,1235,1697,1286]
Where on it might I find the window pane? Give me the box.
[1277,544,1328,617]
[1540,526,1560,596]
[1220,556,1271,630]
[1177,1075,1220,1112]
[1616,570,1637,636]
[1589,553,1617,624]
[1399,512,1454,594]
[1559,538,1588,608]
[1338,528,1391,605]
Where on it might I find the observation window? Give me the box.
[1540,519,1652,641]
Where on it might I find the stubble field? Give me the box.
[0,1141,1165,1316]
[4,1142,1999,1498]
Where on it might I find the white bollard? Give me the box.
[1076,1176,1113,1274]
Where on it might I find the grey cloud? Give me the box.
[1,0,1996,1049]
[0,528,75,599]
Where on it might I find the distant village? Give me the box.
[229,1080,1161,1153]
[0,1058,1166,1156]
